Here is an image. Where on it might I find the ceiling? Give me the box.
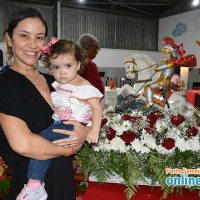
[2,0,185,19]
[61,0,184,19]
[62,0,183,18]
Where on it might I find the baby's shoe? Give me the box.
[16,183,47,200]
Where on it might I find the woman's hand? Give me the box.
[52,121,90,147]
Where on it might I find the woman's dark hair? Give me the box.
[3,7,48,65]
[3,7,48,38]
[42,39,87,74]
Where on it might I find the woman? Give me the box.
[0,7,89,200]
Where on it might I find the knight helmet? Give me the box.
[162,37,179,54]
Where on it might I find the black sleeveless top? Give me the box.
[0,68,75,200]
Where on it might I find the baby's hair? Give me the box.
[42,39,87,74]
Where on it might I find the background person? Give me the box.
[78,34,105,95]
[0,7,89,200]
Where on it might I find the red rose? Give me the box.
[153,111,163,120]
[186,126,198,138]
[171,116,180,126]
[101,118,108,127]
[147,111,163,126]
[122,130,136,144]
[132,116,142,125]
[145,124,156,134]
[147,114,157,126]
[171,115,185,127]
[178,114,185,123]
[162,138,175,150]
[106,127,116,140]
[197,121,200,127]
[123,115,132,121]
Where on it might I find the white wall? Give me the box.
[0,42,163,68]
[0,41,163,73]
[93,48,163,68]
[158,9,200,67]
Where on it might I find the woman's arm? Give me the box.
[0,113,81,160]
[52,121,90,147]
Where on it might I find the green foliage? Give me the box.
[124,186,136,200]
[75,143,200,200]
[0,179,11,193]
[76,182,87,194]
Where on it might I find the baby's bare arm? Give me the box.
[86,98,103,144]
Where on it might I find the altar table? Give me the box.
[82,182,199,200]
[101,86,119,106]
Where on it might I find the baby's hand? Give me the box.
[86,131,99,144]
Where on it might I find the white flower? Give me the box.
[110,137,126,153]
[93,140,106,152]
[156,145,174,155]
[175,138,191,152]
[131,139,150,153]
[106,118,112,125]
[94,139,113,152]
[170,127,181,136]
[131,110,142,116]
[103,106,114,115]
[116,114,122,120]
[93,146,100,152]
[122,120,132,131]
[184,109,195,118]
[142,129,147,134]
[189,137,200,152]
[142,134,157,150]
[175,137,186,152]
[126,145,131,151]
[155,120,167,133]
[113,125,124,136]
[111,114,121,125]
[179,121,186,128]
[141,146,150,154]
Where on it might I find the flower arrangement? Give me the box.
[0,157,11,199]
[75,102,200,200]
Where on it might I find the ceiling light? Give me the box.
[193,0,199,6]
[79,0,85,2]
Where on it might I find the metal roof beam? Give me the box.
[106,0,155,16]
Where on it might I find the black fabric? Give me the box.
[0,68,75,200]
[0,49,3,66]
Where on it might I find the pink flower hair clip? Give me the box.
[40,37,59,55]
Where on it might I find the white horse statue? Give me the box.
[117,54,189,111]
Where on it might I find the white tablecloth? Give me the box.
[101,86,120,106]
